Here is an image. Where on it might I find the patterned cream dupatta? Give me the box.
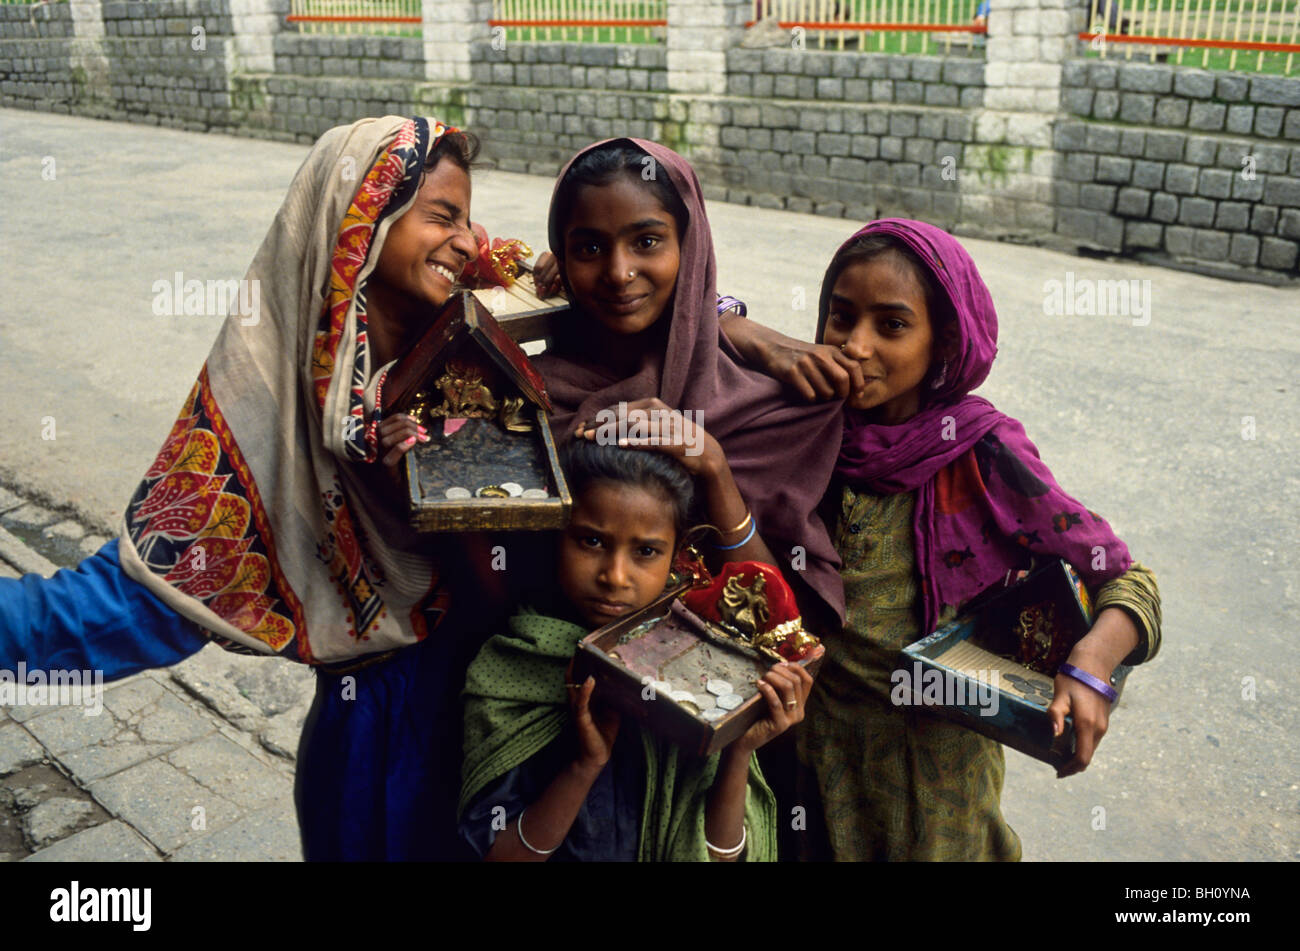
[119,116,460,664]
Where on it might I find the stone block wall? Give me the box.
[99,0,235,130]
[465,42,668,174]
[0,4,78,112]
[272,34,424,83]
[724,48,985,109]
[2,0,1297,278]
[1054,59,1300,272]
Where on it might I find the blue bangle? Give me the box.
[1058,663,1118,703]
[715,519,757,551]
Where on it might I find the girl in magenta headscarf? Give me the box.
[729,219,1162,860]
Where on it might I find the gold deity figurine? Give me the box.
[407,391,433,428]
[429,361,499,419]
[718,573,769,639]
[497,396,534,433]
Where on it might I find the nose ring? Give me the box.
[627,270,636,280]
[840,343,848,353]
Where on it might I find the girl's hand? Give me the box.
[719,316,863,402]
[377,413,430,477]
[577,398,778,566]
[733,649,820,756]
[1047,608,1139,778]
[567,672,621,772]
[574,397,724,481]
[533,251,563,298]
[1047,660,1112,779]
[765,339,866,403]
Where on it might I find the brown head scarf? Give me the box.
[533,139,846,622]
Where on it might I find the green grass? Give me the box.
[501,26,662,44]
[809,31,984,56]
[1082,0,1300,74]
[1082,45,1296,75]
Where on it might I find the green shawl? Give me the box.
[459,607,777,862]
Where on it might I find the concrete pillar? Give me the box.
[67,0,112,108]
[984,0,1073,116]
[959,0,1073,236]
[665,0,747,95]
[228,0,285,74]
[423,0,493,83]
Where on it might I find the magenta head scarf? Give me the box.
[533,139,848,623]
[816,219,1131,632]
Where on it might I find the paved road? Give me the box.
[1,109,1297,861]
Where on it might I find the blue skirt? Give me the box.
[0,540,471,861]
[295,633,472,861]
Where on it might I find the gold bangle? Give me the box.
[721,510,753,537]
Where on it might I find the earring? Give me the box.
[930,360,948,389]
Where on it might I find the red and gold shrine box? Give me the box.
[573,564,824,757]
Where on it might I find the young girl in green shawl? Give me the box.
[458,439,815,861]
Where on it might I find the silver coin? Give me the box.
[669,690,695,704]
[717,693,744,711]
[706,679,734,697]
[695,692,717,711]
[521,488,549,499]
[500,482,524,497]
[650,680,673,697]
[444,487,472,500]
[701,708,726,722]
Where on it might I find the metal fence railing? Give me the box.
[1081,0,1300,74]
[750,0,988,54]
[489,1,668,43]
[286,0,421,36]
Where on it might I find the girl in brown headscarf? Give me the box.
[531,139,847,631]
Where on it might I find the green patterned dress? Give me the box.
[797,484,1161,862]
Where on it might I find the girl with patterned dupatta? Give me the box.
[0,116,495,860]
[723,219,1162,860]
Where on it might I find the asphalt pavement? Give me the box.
[1,109,1297,861]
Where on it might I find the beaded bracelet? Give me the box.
[715,519,758,551]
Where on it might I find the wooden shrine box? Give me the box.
[573,584,824,757]
[470,265,570,346]
[387,289,571,532]
[897,559,1132,768]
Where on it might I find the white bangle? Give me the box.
[706,823,747,859]
[516,808,559,856]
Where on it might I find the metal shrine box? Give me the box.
[573,584,824,758]
[897,559,1132,768]
[387,289,571,533]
